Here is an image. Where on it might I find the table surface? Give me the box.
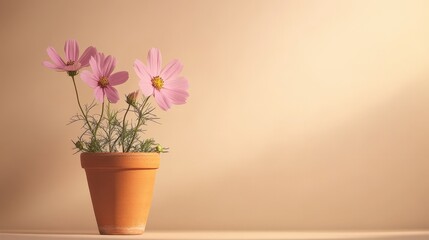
[1,231,429,240]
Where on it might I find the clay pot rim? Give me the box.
[81,152,160,169]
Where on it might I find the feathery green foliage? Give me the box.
[70,96,167,153]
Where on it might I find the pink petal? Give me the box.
[96,53,105,76]
[89,56,101,77]
[94,87,104,103]
[64,40,79,62]
[109,71,128,86]
[163,76,189,90]
[78,46,97,67]
[105,86,120,103]
[134,59,152,78]
[161,88,189,105]
[138,77,154,97]
[103,55,116,77]
[160,59,183,81]
[134,59,154,97]
[47,47,65,68]
[80,70,99,88]
[147,48,162,76]
[154,90,171,111]
[64,62,81,71]
[43,61,64,71]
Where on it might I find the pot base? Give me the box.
[99,225,146,235]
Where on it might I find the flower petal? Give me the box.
[94,87,104,103]
[47,47,65,68]
[89,56,101,77]
[138,76,154,97]
[134,59,154,97]
[109,71,128,86]
[134,59,152,78]
[154,90,171,111]
[78,46,97,67]
[96,53,105,76]
[64,62,81,71]
[163,76,189,90]
[80,70,99,88]
[64,39,79,62]
[105,86,120,103]
[161,88,189,105]
[103,55,116,77]
[147,48,162,76]
[43,61,63,71]
[160,59,183,81]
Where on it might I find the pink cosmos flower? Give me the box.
[80,53,129,103]
[43,40,97,72]
[134,48,189,111]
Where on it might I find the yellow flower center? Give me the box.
[66,60,75,66]
[151,76,164,90]
[98,76,109,88]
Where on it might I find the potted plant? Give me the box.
[43,40,189,235]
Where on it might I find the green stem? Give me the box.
[126,97,150,152]
[94,101,105,140]
[107,102,113,152]
[121,104,131,152]
[71,75,94,135]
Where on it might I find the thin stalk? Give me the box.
[121,104,132,152]
[94,101,105,139]
[107,102,113,152]
[111,131,122,152]
[126,97,150,152]
[71,75,94,135]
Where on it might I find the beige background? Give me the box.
[1,0,429,232]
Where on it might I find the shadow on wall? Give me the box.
[0,78,429,231]
[0,128,96,230]
[148,77,429,230]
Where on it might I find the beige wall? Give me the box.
[1,0,429,231]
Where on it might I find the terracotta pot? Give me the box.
[81,152,160,235]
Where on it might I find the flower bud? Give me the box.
[74,140,84,150]
[156,144,163,153]
[126,90,139,105]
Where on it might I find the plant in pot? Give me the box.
[43,40,189,235]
